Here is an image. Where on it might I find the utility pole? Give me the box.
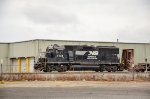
[0,59,3,81]
[132,64,135,81]
[117,39,119,43]
[144,43,147,73]
[145,58,147,73]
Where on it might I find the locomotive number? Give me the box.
[88,51,98,55]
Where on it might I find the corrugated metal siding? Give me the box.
[0,43,9,73]
[9,41,37,58]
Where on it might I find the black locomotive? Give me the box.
[34,44,124,72]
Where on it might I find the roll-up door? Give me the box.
[29,57,35,72]
[21,58,26,73]
[12,58,18,73]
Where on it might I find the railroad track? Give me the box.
[2,71,150,75]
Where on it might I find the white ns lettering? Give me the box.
[88,51,98,55]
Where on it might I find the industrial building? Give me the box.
[0,39,150,73]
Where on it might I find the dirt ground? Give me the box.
[0,81,150,88]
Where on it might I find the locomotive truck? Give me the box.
[34,44,150,72]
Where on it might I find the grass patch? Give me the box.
[1,73,150,82]
[0,81,5,84]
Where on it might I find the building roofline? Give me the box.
[0,42,9,44]
[0,39,150,45]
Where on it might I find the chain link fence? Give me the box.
[0,64,150,81]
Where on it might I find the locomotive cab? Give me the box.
[46,45,68,62]
[42,45,69,72]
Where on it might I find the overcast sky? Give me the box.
[0,0,150,43]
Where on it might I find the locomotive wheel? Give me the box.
[47,66,52,72]
[100,70,103,72]
[112,66,117,72]
[95,70,99,72]
[43,69,47,72]
[135,70,139,72]
[57,65,67,72]
[112,70,116,72]
[57,67,63,72]
[141,69,145,72]
[58,70,62,72]
[99,66,104,72]
[100,68,103,72]
[62,66,67,72]
[57,68,62,72]
[49,69,52,72]
[107,67,111,72]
